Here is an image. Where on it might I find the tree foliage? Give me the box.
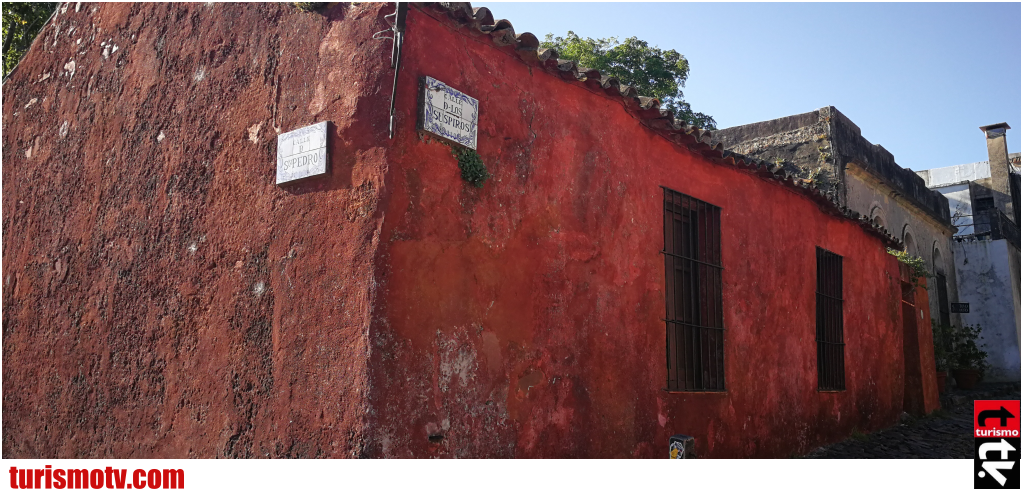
[2,2,57,78]
[541,31,716,130]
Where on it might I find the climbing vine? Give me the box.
[451,146,489,188]
[887,248,930,284]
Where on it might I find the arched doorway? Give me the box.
[933,245,950,327]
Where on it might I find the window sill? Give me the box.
[662,388,728,395]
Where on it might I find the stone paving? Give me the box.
[804,383,1022,459]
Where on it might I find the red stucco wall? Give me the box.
[365,5,909,458]
[3,3,923,459]
[2,3,394,458]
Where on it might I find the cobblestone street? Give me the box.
[805,383,1022,459]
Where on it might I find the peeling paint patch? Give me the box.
[63,60,76,80]
[516,369,544,393]
[157,131,165,142]
[438,328,477,392]
[247,122,263,144]
[59,121,69,138]
[24,98,37,109]
[193,67,206,83]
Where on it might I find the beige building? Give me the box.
[713,106,960,328]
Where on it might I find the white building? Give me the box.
[917,124,1021,382]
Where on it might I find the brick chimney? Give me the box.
[979,122,1014,223]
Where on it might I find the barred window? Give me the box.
[816,247,845,391]
[662,187,724,392]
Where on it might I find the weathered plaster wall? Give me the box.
[2,3,392,457]
[924,159,1018,382]
[4,2,932,460]
[933,184,974,236]
[845,169,961,328]
[710,112,841,200]
[365,5,913,458]
[953,240,1022,382]
[1009,244,1021,351]
[918,161,992,189]
[715,108,960,330]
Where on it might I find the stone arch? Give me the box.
[869,203,887,229]
[932,243,944,275]
[902,225,916,256]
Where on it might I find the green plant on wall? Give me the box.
[887,248,929,285]
[817,144,832,164]
[933,321,990,374]
[804,165,827,186]
[451,146,489,188]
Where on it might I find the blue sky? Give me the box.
[486,2,1022,171]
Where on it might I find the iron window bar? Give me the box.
[662,187,725,393]
[659,250,725,270]
[814,291,844,303]
[662,319,726,328]
[815,247,845,391]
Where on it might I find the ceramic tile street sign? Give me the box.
[420,76,478,150]
[277,121,328,184]
[951,302,970,313]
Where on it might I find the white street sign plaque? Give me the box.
[276,121,328,184]
[421,76,478,150]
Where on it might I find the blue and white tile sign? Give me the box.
[421,76,479,150]
[276,121,328,184]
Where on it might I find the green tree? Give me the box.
[541,31,716,130]
[2,2,57,78]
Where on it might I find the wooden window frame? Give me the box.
[662,187,725,392]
